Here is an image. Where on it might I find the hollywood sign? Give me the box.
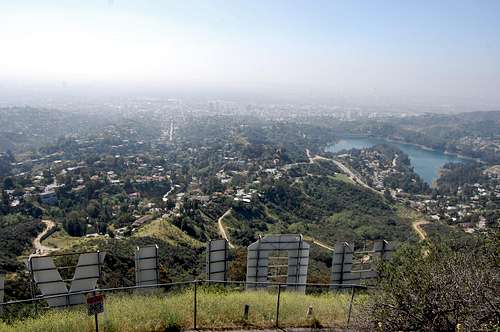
[0,234,392,308]
[208,235,392,291]
[27,251,106,307]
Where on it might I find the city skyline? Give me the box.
[1,0,500,109]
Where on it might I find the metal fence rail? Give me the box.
[0,279,367,329]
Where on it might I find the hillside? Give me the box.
[222,159,416,247]
[1,109,497,331]
[0,107,107,152]
[1,115,417,292]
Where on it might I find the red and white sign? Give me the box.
[86,294,105,316]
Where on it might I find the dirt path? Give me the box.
[218,209,235,248]
[412,220,430,241]
[303,236,334,251]
[32,219,58,255]
[306,149,314,164]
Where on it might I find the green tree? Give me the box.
[203,176,224,194]
[64,211,87,236]
[383,189,393,202]
[165,198,176,210]
[3,177,14,190]
[86,200,101,219]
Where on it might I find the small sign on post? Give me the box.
[87,293,105,315]
[87,293,105,332]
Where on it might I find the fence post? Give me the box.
[193,280,198,330]
[28,257,38,315]
[243,304,250,321]
[275,284,281,327]
[346,286,356,328]
[307,305,313,319]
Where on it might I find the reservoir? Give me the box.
[326,137,467,184]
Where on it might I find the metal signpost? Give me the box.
[331,242,354,289]
[373,239,393,260]
[246,234,310,292]
[331,239,393,288]
[206,239,229,281]
[70,251,106,305]
[135,245,160,289]
[27,251,106,307]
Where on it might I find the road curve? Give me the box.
[32,219,58,255]
[218,208,235,248]
[412,220,430,241]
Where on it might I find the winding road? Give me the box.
[218,208,235,248]
[32,219,58,255]
[412,220,430,241]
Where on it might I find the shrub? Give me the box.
[359,236,499,331]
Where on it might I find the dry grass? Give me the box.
[329,173,355,184]
[43,228,86,250]
[0,287,363,332]
[133,218,204,248]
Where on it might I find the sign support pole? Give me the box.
[275,284,281,327]
[93,291,99,332]
[346,286,356,328]
[28,258,38,315]
[193,280,198,330]
[95,310,99,332]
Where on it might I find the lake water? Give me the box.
[325,137,467,184]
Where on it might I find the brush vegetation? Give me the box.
[0,287,363,332]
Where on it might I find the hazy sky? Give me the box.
[1,0,500,108]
